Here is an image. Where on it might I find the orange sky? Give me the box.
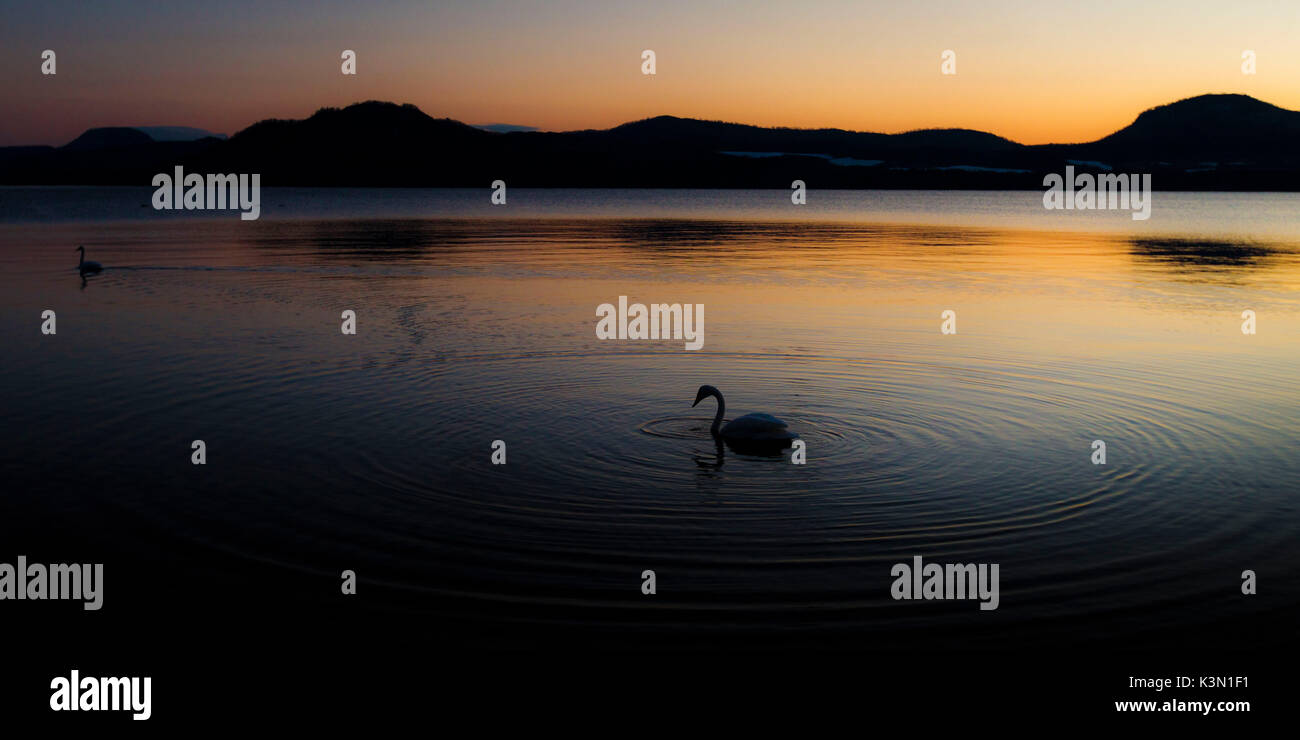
[3,0,1298,146]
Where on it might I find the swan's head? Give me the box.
[692,384,721,407]
[75,245,84,253]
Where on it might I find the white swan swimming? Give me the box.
[76,246,102,275]
[692,384,798,449]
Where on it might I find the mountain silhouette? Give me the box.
[133,126,228,142]
[0,126,224,184]
[208,102,491,185]
[62,127,156,151]
[474,123,538,133]
[3,94,1297,189]
[1079,94,1300,164]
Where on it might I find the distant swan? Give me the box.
[75,246,102,275]
[692,384,798,451]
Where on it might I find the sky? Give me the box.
[2,0,1298,146]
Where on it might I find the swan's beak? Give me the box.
[691,389,707,407]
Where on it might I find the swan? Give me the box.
[75,246,102,275]
[692,384,798,451]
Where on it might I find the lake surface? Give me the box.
[1,188,1296,651]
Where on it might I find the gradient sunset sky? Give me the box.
[3,0,1298,147]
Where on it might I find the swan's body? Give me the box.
[692,384,797,451]
[75,246,102,275]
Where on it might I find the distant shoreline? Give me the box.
[3,94,1298,191]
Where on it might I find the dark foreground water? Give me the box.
[1,189,1297,655]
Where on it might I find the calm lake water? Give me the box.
[1,188,1297,651]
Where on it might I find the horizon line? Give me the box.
[28,91,1290,150]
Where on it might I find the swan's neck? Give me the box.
[77,250,84,267]
[710,393,725,436]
